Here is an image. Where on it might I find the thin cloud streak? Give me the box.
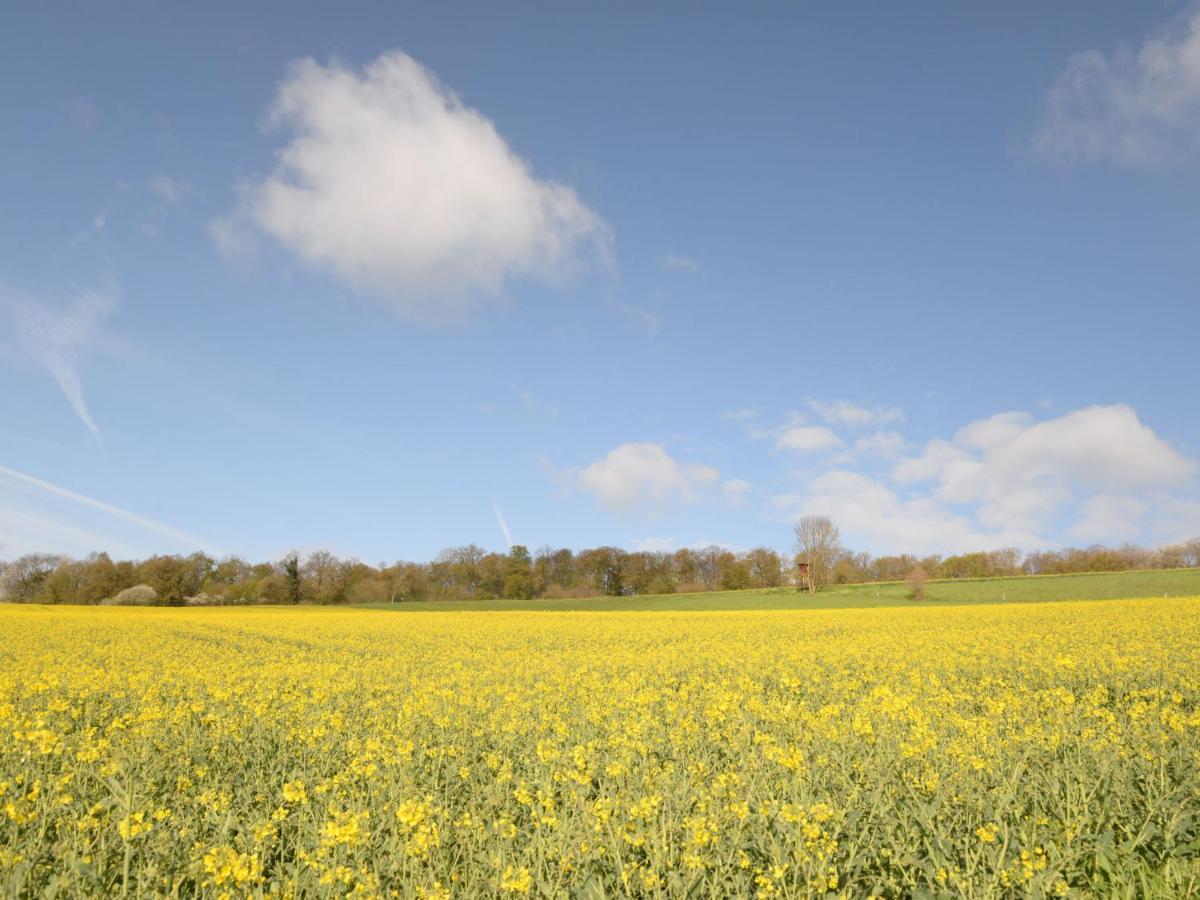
[0,504,139,560]
[492,499,515,549]
[2,280,117,446]
[0,463,221,556]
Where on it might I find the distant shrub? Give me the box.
[648,576,677,595]
[185,593,251,607]
[906,567,928,601]
[103,584,158,606]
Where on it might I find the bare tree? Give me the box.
[793,515,841,594]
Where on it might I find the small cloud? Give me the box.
[618,302,662,334]
[722,406,759,423]
[632,537,677,553]
[1032,8,1200,167]
[808,399,903,429]
[148,175,192,206]
[516,388,559,421]
[208,216,258,266]
[853,431,906,459]
[660,252,699,272]
[560,443,720,517]
[776,425,842,454]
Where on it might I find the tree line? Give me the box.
[792,514,1200,592]
[1,533,1198,605]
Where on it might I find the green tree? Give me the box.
[0,554,60,602]
[502,545,534,600]
[283,554,302,604]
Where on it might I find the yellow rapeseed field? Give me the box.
[2,598,1199,898]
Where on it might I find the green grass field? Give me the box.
[358,566,1200,612]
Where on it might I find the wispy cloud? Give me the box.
[808,399,903,429]
[148,174,192,206]
[619,302,662,334]
[776,425,842,454]
[660,252,699,272]
[1,280,117,446]
[1033,8,1200,167]
[0,463,221,556]
[632,536,677,553]
[0,465,220,556]
[722,406,759,423]
[0,505,136,560]
[492,499,515,549]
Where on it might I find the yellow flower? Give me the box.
[499,865,532,894]
[975,822,1000,844]
[202,846,263,888]
[117,811,151,841]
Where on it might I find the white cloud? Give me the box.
[773,470,1038,556]
[516,388,559,421]
[615,301,662,334]
[774,404,1197,555]
[0,505,135,560]
[776,425,842,453]
[853,431,906,459]
[492,499,514,550]
[722,406,759,423]
[1,282,117,446]
[1067,495,1147,544]
[565,443,720,516]
[1033,9,1200,166]
[0,463,220,559]
[893,438,969,485]
[899,405,1194,535]
[954,411,1032,450]
[209,217,257,266]
[632,537,677,553]
[148,174,191,206]
[722,478,753,506]
[217,51,612,319]
[660,252,699,272]
[1157,497,1200,544]
[809,399,903,429]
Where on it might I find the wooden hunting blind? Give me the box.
[796,560,814,593]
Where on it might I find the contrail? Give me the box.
[492,499,514,550]
[0,463,222,556]
[2,278,118,448]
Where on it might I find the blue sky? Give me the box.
[2,2,1199,563]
